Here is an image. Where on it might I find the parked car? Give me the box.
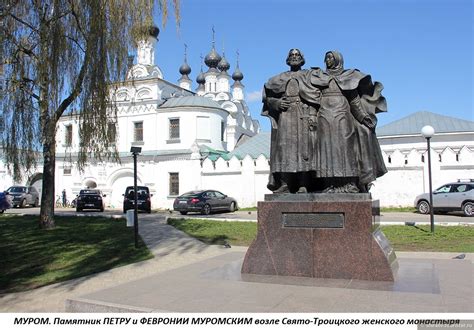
[0,191,12,213]
[173,190,238,215]
[123,186,152,213]
[414,179,474,217]
[6,185,40,208]
[76,189,105,212]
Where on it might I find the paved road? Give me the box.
[4,206,473,224]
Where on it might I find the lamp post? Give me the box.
[130,146,142,248]
[421,125,435,233]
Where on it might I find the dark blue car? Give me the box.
[173,190,238,215]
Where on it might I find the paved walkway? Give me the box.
[0,214,472,312]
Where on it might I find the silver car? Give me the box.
[414,180,474,217]
[6,186,40,208]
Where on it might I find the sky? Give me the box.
[151,0,473,132]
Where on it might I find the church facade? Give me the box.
[53,27,261,209]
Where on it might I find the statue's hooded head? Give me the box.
[325,50,344,75]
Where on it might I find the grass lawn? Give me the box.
[167,218,474,253]
[0,215,153,293]
[380,206,417,213]
[382,225,474,252]
[167,218,257,246]
[238,207,258,211]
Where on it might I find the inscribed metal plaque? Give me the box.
[282,213,344,228]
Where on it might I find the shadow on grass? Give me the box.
[0,215,153,293]
[413,225,429,233]
[167,218,229,244]
[167,217,257,247]
[198,234,229,245]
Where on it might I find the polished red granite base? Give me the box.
[241,195,398,281]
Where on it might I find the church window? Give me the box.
[388,155,392,164]
[63,165,72,175]
[0,112,4,135]
[107,122,117,142]
[134,121,143,142]
[221,121,225,141]
[169,172,179,196]
[438,154,442,162]
[169,118,180,139]
[65,125,73,147]
[456,153,459,162]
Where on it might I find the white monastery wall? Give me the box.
[200,155,272,208]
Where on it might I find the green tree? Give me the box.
[0,0,179,228]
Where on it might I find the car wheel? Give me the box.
[20,199,27,208]
[179,211,188,215]
[462,202,474,217]
[229,202,236,212]
[0,209,4,214]
[417,200,430,214]
[202,204,211,215]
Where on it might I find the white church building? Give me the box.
[1,27,473,209]
[53,27,262,209]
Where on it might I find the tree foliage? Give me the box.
[0,0,180,228]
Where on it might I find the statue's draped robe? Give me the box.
[262,70,320,178]
[310,68,387,183]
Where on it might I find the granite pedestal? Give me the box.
[241,194,398,281]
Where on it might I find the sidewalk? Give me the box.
[0,214,472,313]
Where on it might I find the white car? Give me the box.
[414,179,474,217]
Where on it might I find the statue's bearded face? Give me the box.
[287,50,304,67]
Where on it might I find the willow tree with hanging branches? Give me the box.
[0,0,180,228]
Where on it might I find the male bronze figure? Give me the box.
[262,49,320,193]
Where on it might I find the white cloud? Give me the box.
[246,90,262,102]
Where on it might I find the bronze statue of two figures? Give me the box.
[263,49,387,194]
[246,53,397,282]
